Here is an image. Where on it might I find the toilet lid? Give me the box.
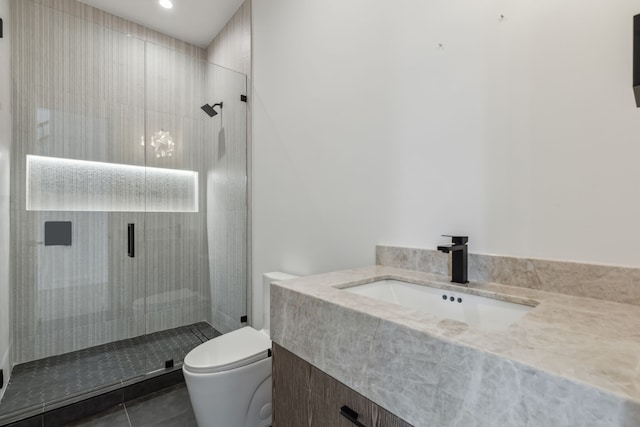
[183,327,272,374]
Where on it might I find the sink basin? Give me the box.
[343,279,533,331]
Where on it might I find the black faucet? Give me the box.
[437,235,469,285]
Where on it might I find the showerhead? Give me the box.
[201,104,217,117]
[201,102,223,117]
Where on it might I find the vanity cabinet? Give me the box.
[272,343,413,427]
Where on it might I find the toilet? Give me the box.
[183,272,298,427]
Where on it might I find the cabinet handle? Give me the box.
[340,405,366,427]
[127,223,135,257]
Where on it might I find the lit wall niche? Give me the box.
[26,155,198,212]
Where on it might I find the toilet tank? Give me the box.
[262,272,298,334]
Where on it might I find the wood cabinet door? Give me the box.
[272,343,412,427]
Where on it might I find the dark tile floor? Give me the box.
[68,384,197,427]
[0,322,219,422]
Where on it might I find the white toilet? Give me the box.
[183,272,298,427]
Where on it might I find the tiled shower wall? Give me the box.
[12,0,147,363]
[10,0,248,363]
[207,1,251,76]
[33,0,206,60]
[141,41,212,336]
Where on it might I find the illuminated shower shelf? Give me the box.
[26,155,199,212]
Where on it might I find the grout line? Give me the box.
[123,402,133,427]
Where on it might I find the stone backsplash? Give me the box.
[376,245,640,306]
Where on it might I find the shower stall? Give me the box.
[1,0,248,421]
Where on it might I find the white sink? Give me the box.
[343,279,533,331]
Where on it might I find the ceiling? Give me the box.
[77,0,245,47]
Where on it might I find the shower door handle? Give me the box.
[127,223,135,258]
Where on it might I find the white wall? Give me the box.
[252,1,640,325]
[0,0,11,397]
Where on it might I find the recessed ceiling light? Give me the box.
[159,0,173,9]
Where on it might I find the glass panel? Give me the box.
[8,0,146,414]
[206,63,249,334]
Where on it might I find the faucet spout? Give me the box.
[436,244,466,254]
[437,235,469,285]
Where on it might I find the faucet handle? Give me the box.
[442,235,468,245]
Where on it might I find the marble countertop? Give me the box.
[270,265,640,426]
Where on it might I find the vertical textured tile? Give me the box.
[35,0,206,59]
[11,0,149,363]
[206,1,251,76]
[143,43,248,336]
[143,42,210,338]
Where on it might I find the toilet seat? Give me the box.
[183,327,271,374]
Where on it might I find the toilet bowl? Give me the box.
[183,272,298,427]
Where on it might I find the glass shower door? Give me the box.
[11,0,148,385]
[11,0,249,384]
[7,1,248,417]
